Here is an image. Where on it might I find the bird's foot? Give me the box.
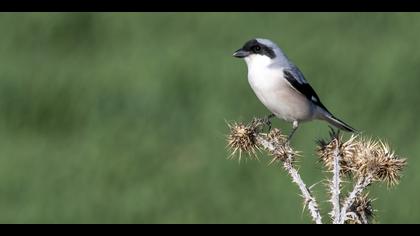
[262,114,275,132]
[286,133,294,144]
[285,121,299,144]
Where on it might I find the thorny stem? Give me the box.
[339,175,373,224]
[257,136,323,224]
[283,158,323,224]
[331,142,341,224]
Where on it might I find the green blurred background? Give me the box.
[0,13,418,223]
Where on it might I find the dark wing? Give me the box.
[283,68,330,113]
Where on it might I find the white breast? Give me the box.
[247,64,315,122]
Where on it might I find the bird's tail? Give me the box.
[319,111,357,133]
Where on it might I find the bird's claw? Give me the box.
[266,119,272,132]
[262,114,275,133]
[285,134,293,144]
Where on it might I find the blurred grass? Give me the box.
[0,12,418,223]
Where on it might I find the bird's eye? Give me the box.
[253,45,261,52]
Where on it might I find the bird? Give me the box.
[233,38,356,141]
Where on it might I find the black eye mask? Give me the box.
[241,39,276,59]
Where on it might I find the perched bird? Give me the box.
[233,38,356,140]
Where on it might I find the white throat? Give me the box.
[244,54,277,72]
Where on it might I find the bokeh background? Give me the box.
[0,13,418,223]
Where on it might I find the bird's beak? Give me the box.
[233,49,250,58]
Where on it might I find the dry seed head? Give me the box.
[316,131,360,175]
[264,128,296,163]
[317,132,407,185]
[356,138,406,186]
[345,214,362,224]
[226,121,262,161]
[347,193,375,224]
[354,193,374,219]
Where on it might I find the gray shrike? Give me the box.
[233,38,356,140]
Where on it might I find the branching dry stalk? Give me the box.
[226,118,407,224]
[282,158,323,224]
[339,175,373,224]
[256,135,322,224]
[331,142,341,224]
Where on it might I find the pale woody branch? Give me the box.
[330,143,341,223]
[257,135,323,224]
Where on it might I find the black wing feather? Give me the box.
[283,69,330,113]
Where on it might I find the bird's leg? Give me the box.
[263,114,276,132]
[287,121,299,143]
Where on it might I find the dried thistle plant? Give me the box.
[316,129,360,175]
[226,119,263,162]
[355,139,406,186]
[226,119,407,224]
[346,193,375,224]
[227,118,322,224]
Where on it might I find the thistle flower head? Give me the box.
[263,128,296,163]
[347,193,375,224]
[357,139,407,186]
[316,129,406,185]
[226,119,264,161]
[316,128,359,174]
[226,118,296,164]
